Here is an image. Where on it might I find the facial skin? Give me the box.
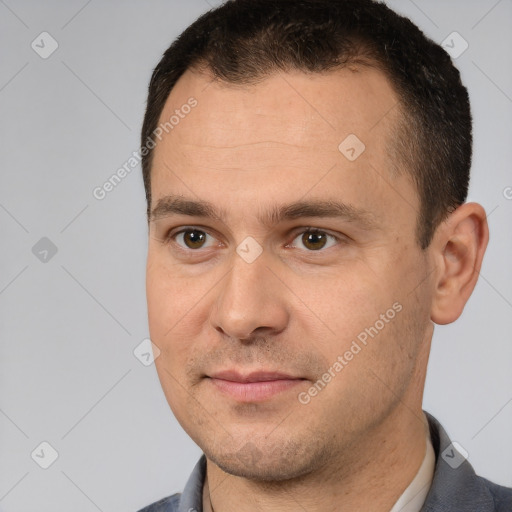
[146,66,488,512]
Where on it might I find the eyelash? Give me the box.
[163,226,343,254]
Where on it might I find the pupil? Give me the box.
[303,231,326,250]
[185,230,205,248]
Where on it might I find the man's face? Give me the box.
[146,67,435,480]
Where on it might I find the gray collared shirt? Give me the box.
[137,412,512,512]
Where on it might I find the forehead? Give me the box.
[156,65,399,152]
[150,66,417,230]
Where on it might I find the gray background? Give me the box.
[0,0,511,510]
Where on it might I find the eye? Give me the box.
[288,228,340,251]
[170,228,218,250]
[164,226,342,254]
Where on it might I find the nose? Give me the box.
[209,248,289,341]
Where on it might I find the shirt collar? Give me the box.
[178,454,206,512]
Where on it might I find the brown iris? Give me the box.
[301,230,327,250]
[182,229,207,249]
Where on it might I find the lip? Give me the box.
[209,370,301,383]
[207,370,306,402]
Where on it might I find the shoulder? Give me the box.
[480,476,512,511]
[423,412,512,512]
[136,492,181,512]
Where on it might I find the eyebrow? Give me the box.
[149,194,379,230]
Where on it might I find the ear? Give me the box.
[430,202,489,325]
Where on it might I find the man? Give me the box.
[138,0,512,510]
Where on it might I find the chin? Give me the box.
[204,437,324,482]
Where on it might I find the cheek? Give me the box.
[146,257,213,372]
[154,356,192,432]
[294,257,421,386]
[295,264,393,340]
[146,267,175,338]
[146,256,196,336]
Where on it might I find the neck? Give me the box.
[203,407,430,512]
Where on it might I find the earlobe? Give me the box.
[430,202,489,325]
